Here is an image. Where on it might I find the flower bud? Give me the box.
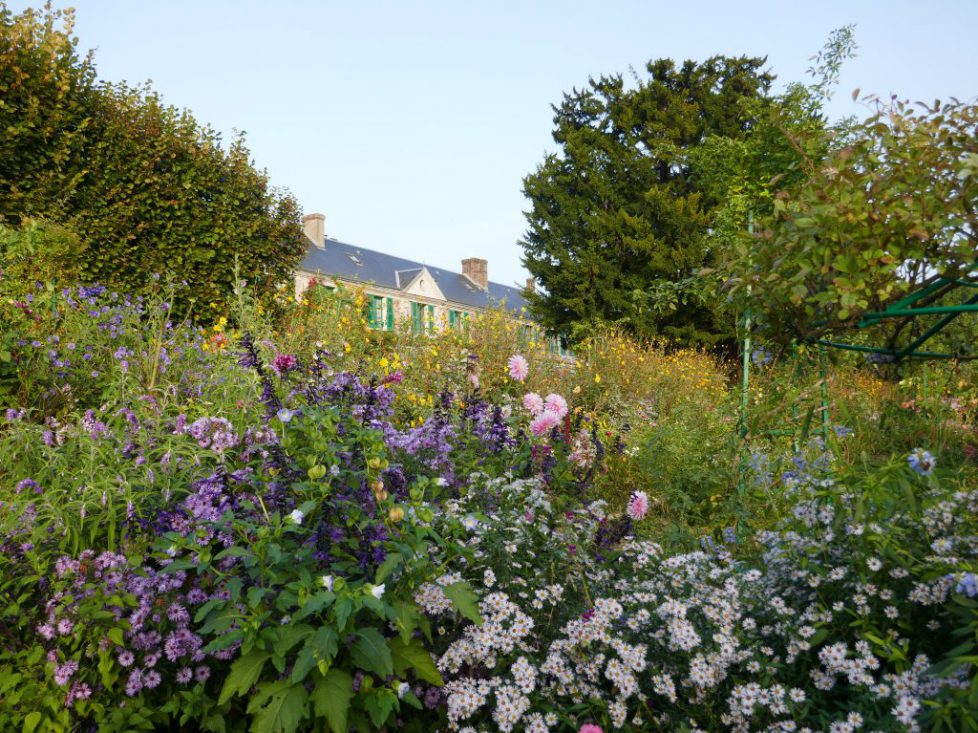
[389,507,405,523]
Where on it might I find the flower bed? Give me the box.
[0,286,976,732]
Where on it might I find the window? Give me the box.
[366,295,395,330]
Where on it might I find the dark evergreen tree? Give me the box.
[520,56,775,346]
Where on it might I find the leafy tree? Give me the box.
[0,2,304,313]
[520,55,776,346]
[0,3,95,221]
[722,95,978,348]
[69,81,304,312]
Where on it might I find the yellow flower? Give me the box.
[594,374,601,384]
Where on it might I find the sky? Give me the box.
[10,0,978,288]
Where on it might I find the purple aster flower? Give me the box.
[117,650,135,667]
[194,665,211,683]
[125,669,143,696]
[53,660,79,686]
[143,670,162,689]
[176,667,192,684]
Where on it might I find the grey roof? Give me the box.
[299,237,528,313]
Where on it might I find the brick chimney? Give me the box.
[302,213,325,249]
[462,257,488,290]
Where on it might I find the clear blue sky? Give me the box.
[11,0,978,287]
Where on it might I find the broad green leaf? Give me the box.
[375,552,402,584]
[443,582,483,625]
[351,628,393,676]
[389,636,443,686]
[22,711,42,733]
[249,683,307,733]
[311,669,354,733]
[218,650,271,705]
[364,688,397,728]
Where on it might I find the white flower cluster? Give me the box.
[426,473,975,732]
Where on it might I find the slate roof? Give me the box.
[298,237,528,313]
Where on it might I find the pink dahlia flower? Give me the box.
[271,352,297,375]
[530,410,560,437]
[507,354,529,382]
[627,490,649,521]
[580,726,604,733]
[523,392,545,415]
[544,393,568,418]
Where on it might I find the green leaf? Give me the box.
[443,582,483,625]
[333,598,354,632]
[364,689,397,728]
[389,636,443,686]
[295,590,335,621]
[218,650,271,705]
[22,711,42,733]
[375,552,402,584]
[351,628,393,676]
[249,683,307,733]
[391,600,422,643]
[311,669,353,733]
[291,627,337,684]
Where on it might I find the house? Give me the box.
[294,212,534,335]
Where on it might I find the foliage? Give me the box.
[0,2,305,313]
[1,280,977,731]
[722,96,978,345]
[520,55,776,346]
[0,3,95,221]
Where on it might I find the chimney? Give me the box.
[525,277,535,293]
[462,257,488,290]
[302,213,325,249]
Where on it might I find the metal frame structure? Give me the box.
[736,265,978,501]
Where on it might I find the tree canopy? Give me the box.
[721,95,978,350]
[0,3,304,312]
[520,55,777,346]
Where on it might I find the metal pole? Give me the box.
[737,215,754,506]
[819,346,830,441]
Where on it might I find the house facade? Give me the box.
[294,212,537,336]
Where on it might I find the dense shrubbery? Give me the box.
[0,282,976,732]
[0,3,304,313]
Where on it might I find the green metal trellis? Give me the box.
[737,263,978,499]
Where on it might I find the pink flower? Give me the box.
[523,392,545,415]
[382,371,404,385]
[530,410,560,437]
[271,353,297,375]
[508,354,530,381]
[544,393,568,418]
[580,726,604,733]
[627,490,649,521]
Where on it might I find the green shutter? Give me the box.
[386,297,394,330]
[367,295,383,329]
[411,302,422,334]
[426,305,434,334]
